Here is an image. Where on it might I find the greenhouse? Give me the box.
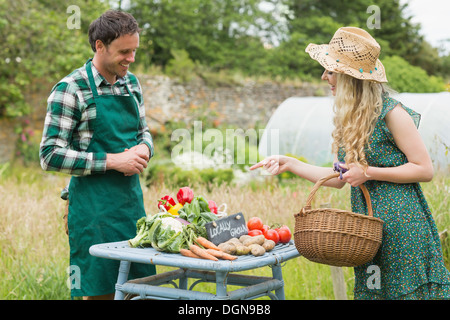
[258,92,450,172]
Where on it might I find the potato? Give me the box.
[262,239,276,252]
[239,235,251,243]
[226,238,242,246]
[235,245,250,256]
[218,242,236,254]
[242,235,265,247]
[249,244,266,256]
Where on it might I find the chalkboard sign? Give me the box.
[205,212,248,245]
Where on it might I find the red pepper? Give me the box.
[208,200,218,214]
[157,195,176,211]
[177,187,194,205]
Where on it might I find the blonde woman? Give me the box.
[251,27,450,300]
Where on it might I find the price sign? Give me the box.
[205,212,248,245]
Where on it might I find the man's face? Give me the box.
[95,33,139,82]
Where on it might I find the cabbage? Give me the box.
[128,212,206,253]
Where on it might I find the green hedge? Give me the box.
[382,56,446,93]
[142,162,234,188]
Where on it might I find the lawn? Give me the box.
[0,164,448,300]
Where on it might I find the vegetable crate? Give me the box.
[294,173,384,267]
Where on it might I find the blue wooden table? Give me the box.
[89,240,300,300]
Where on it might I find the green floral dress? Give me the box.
[338,92,450,300]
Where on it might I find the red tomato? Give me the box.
[248,229,263,236]
[264,229,280,244]
[261,224,270,234]
[208,200,218,214]
[276,226,292,243]
[247,217,263,231]
[274,225,290,233]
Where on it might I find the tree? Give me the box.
[0,0,109,118]
[268,0,429,79]
[128,0,278,72]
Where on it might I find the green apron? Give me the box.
[68,59,155,297]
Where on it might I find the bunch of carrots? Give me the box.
[180,236,237,261]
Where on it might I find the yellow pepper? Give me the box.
[168,203,183,215]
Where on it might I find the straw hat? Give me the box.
[305,27,388,83]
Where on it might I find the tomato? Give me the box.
[248,229,263,236]
[277,229,291,243]
[261,224,270,234]
[275,225,290,233]
[247,217,263,231]
[264,229,280,244]
[276,226,292,243]
[208,200,218,214]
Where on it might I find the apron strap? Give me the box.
[86,58,134,99]
[86,59,99,97]
[124,83,133,97]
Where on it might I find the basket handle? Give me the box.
[302,172,373,217]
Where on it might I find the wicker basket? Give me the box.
[294,173,384,267]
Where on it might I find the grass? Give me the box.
[0,163,449,300]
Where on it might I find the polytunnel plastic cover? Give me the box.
[258,92,450,172]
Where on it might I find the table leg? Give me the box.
[114,260,131,300]
[179,268,188,290]
[271,264,285,300]
[215,271,228,299]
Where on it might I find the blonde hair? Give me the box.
[331,73,387,172]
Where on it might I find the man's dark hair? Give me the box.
[88,10,141,52]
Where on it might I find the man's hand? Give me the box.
[127,144,150,160]
[106,146,149,176]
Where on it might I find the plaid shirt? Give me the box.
[39,62,154,176]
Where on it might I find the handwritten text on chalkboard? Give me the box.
[205,212,248,245]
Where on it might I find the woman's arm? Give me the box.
[341,105,434,186]
[250,155,346,188]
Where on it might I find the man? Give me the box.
[39,10,155,300]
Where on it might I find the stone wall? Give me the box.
[139,75,328,130]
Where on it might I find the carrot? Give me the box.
[180,248,201,259]
[206,249,238,261]
[205,249,223,259]
[195,236,221,251]
[220,252,238,261]
[189,245,218,261]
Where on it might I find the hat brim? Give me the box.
[305,43,388,83]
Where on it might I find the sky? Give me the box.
[401,0,450,54]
